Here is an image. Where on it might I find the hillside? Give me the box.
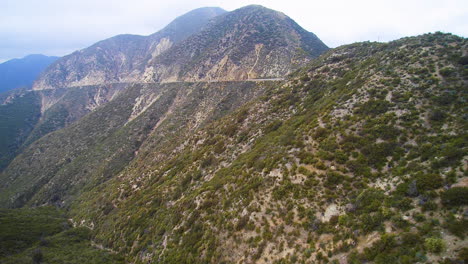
[32,7,226,90]
[66,32,466,264]
[0,54,58,93]
[1,32,466,264]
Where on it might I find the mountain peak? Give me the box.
[156,7,226,41]
[143,5,328,82]
[232,4,287,18]
[236,4,271,11]
[236,4,277,12]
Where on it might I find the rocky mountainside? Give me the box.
[143,5,328,82]
[33,5,328,90]
[32,7,226,90]
[0,54,58,93]
[1,32,467,264]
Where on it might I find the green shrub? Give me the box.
[356,100,391,116]
[424,237,445,253]
[264,120,283,133]
[356,188,386,213]
[338,215,349,226]
[429,110,446,122]
[325,171,344,187]
[334,150,348,164]
[415,173,443,191]
[361,212,384,233]
[441,187,468,206]
[439,67,455,77]
[445,216,467,238]
[422,201,437,211]
[346,158,371,177]
[298,151,315,164]
[313,127,329,140]
[458,247,468,262]
[401,232,422,246]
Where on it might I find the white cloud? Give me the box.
[0,0,467,60]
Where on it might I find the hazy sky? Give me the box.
[1,0,467,62]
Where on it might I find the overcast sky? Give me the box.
[1,0,467,62]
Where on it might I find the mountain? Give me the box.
[32,7,227,90]
[0,54,58,93]
[142,5,329,82]
[33,5,328,90]
[1,32,467,264]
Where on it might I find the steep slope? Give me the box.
[144,5,328,82]
[32,7,226,90]
[61,33,465,263]
[0,90,41,170]
[0,83,126,172]
[0,54,58,93]
[25,83,128,145]
[0,80,273,208]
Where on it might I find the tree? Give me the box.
[32,248,43,264]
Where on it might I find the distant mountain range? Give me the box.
[0,54,58,93]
